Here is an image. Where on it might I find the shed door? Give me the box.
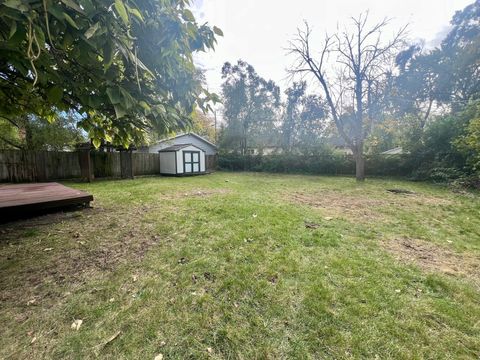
[184,151,200,173]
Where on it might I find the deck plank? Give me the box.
[0,182,93,215]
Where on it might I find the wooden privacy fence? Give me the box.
[0,150,162,182]
[0,150,215,182]
[206,154,217,172]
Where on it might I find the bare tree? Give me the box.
[287,13,407,181]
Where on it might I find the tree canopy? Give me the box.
[0,0,222,147]
[220,60,280,154]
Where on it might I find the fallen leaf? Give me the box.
[43,248,53,252]
[207,347,213,354]
[154,354,164,360]
[324,217,333,221]
[109,298,115,303]
[132,275,138,282]
[30,336,37,345]
[27,299,36,306]
[71,319,83,331]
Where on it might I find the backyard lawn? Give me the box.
[1,172,479,359]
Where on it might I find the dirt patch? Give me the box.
[0,206,164,306]
[382,238,480,281]
[162,188,231,200]
[286,190,453,221]
[184,189,230,197]
[288,191,387,220]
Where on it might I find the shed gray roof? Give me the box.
[158,143,202,152]
[156,132,217,149]
[158,144,191,152]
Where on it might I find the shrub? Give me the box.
[219,153,417,177]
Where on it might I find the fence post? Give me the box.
[120,150,134,179]
[78,147,93,182]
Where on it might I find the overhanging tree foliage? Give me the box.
[0,0,222,147]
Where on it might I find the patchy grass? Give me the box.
[0,172,479,359]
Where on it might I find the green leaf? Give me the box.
[9,21,17,39]
[114,0,129,26]
[119,87,135,109]
[182,9,195,22]
[33,25,45,49]
[103,41,114,71]
[47,5,64,21]
[113,103,127,118]
[92,138,101,148]
[61,0,84,14]
[106,87,121,104]
[84,22,100,39]
[3,0,28,12]
[213,26,223,36]
[63,12,79,29]
[127,6,143,22]
[139,100,151,112]
[46,86,63,103]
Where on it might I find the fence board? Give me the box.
[133,153,160,175]
[0,150,161,182]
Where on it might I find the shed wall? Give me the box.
[159,152,176,174]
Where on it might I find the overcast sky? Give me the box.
[192,0,472,95]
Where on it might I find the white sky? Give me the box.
[192,0,472,95]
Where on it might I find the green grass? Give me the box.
[1,172,479,359]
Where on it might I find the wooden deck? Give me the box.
[0,182,93,217]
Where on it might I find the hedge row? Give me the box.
[218,153,418,177]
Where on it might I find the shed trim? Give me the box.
[155,133,217,149]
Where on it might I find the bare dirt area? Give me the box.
[382,237,480,282]
[0,205,163,309]
[286,190,453,221]
[287,191,388,220]
[168,188,231,199]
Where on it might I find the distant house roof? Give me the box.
[158,144,196,152]
[156,132,217,149]
[381,147,404,155]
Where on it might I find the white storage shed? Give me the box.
[159,144,206,176]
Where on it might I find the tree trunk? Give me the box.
[354,152,365,182]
